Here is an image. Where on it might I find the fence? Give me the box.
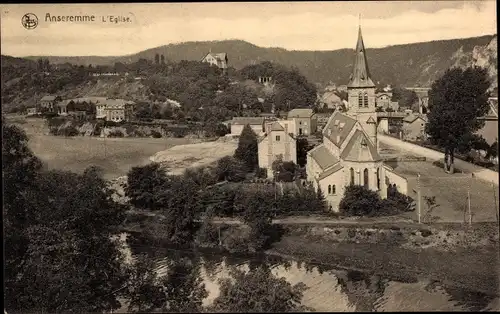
[409,174,498,225]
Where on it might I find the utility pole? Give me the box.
[468,177,472,226]
[493,181,499,224]
[417,173,421,224]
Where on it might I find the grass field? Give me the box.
[379,142,499,223]
[10,116,200,180]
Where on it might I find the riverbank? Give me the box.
[124,217,500,297]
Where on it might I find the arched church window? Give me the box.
[364,168,369,189]
[332,185,336,195]
[358,92,363,107]
[364,93,369,108]
[350,168,355,185]
[328,185,332,194]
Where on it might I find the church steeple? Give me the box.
[347,24,375,88]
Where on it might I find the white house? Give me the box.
[258,121,297,178]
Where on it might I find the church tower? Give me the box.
[347,25,378,150]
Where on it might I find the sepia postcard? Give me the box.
[2,2,499,313]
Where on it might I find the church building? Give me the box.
[306,26,408,211]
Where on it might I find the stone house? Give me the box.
[39,95,62,113]
[229,117,265,136]
[306,26,408,212]
[402,114,428,141]
[258,121,297,178]
[287,108,317,136]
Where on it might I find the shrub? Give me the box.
[256,167,268,179]
[61,125,79,137]
[108,129,124,138]
[215,156,247,182]
[339,185,382,217]
[151,130,162,138]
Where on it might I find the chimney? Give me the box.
[266,122,271,135]
[336,135,341,143]
[284,122,288,135]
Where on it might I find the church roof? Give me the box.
[340,129,382,162]
[318,163,344,181]
[347,27,375,88]
[231,117,265,125]
[309,144,339,170]
[322,111,358,147]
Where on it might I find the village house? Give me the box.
[306,26,408,212]
[402,113,428,141]
[39,95,62,113]
[375,92,399,111]
[229,117,265,136]
[101,99,135,122]
[258,121,297,178]
[476,96,498,145]
[26,107,38,116]
[287,108,317,136]
[319,91,343,110]
[201,51,228,71]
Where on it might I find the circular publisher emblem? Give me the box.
[22,13,38,30]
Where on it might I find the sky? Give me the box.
[0,1,496,57]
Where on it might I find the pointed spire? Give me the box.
[348,21,375,88]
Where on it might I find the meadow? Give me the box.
[12,116,199,180]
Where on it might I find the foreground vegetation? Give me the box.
[3,119,308,313]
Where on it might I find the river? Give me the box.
[118,233,500,312]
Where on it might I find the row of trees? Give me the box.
[3,118,308,313]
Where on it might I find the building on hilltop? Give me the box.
[201,51,228,72]
[306,25,408,212]
[229,117,265,136]
[258,121,297,178]
[286,108,317,136]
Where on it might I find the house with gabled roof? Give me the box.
[201,51,228,71]
[306,25,408,211]
[402,113,428,141]
[258,121,297,178]
[230,117,266,136]
[287,108,317,136]
[476,97,498,145]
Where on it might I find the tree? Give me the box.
[125,163,169,210]
[211,265,307,312]
[5,164,129,313]
[339,185,382,216]
[127,255,207,313]
[161,54,166,65]
[425,67,491,173]
[155,53,160,65]
[234,124,258,171]
[215,156,247,182]
[153,176,201,245]
[296,137,311,167]
[486,139,498,160]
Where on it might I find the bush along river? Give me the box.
[118,232,500,312]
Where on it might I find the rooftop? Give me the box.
[322,111,358,147]
[287,108,314,118]
[309,144,340,170]
[231,117,265,125]
[340,129,382,162]
[403,113,428,123]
